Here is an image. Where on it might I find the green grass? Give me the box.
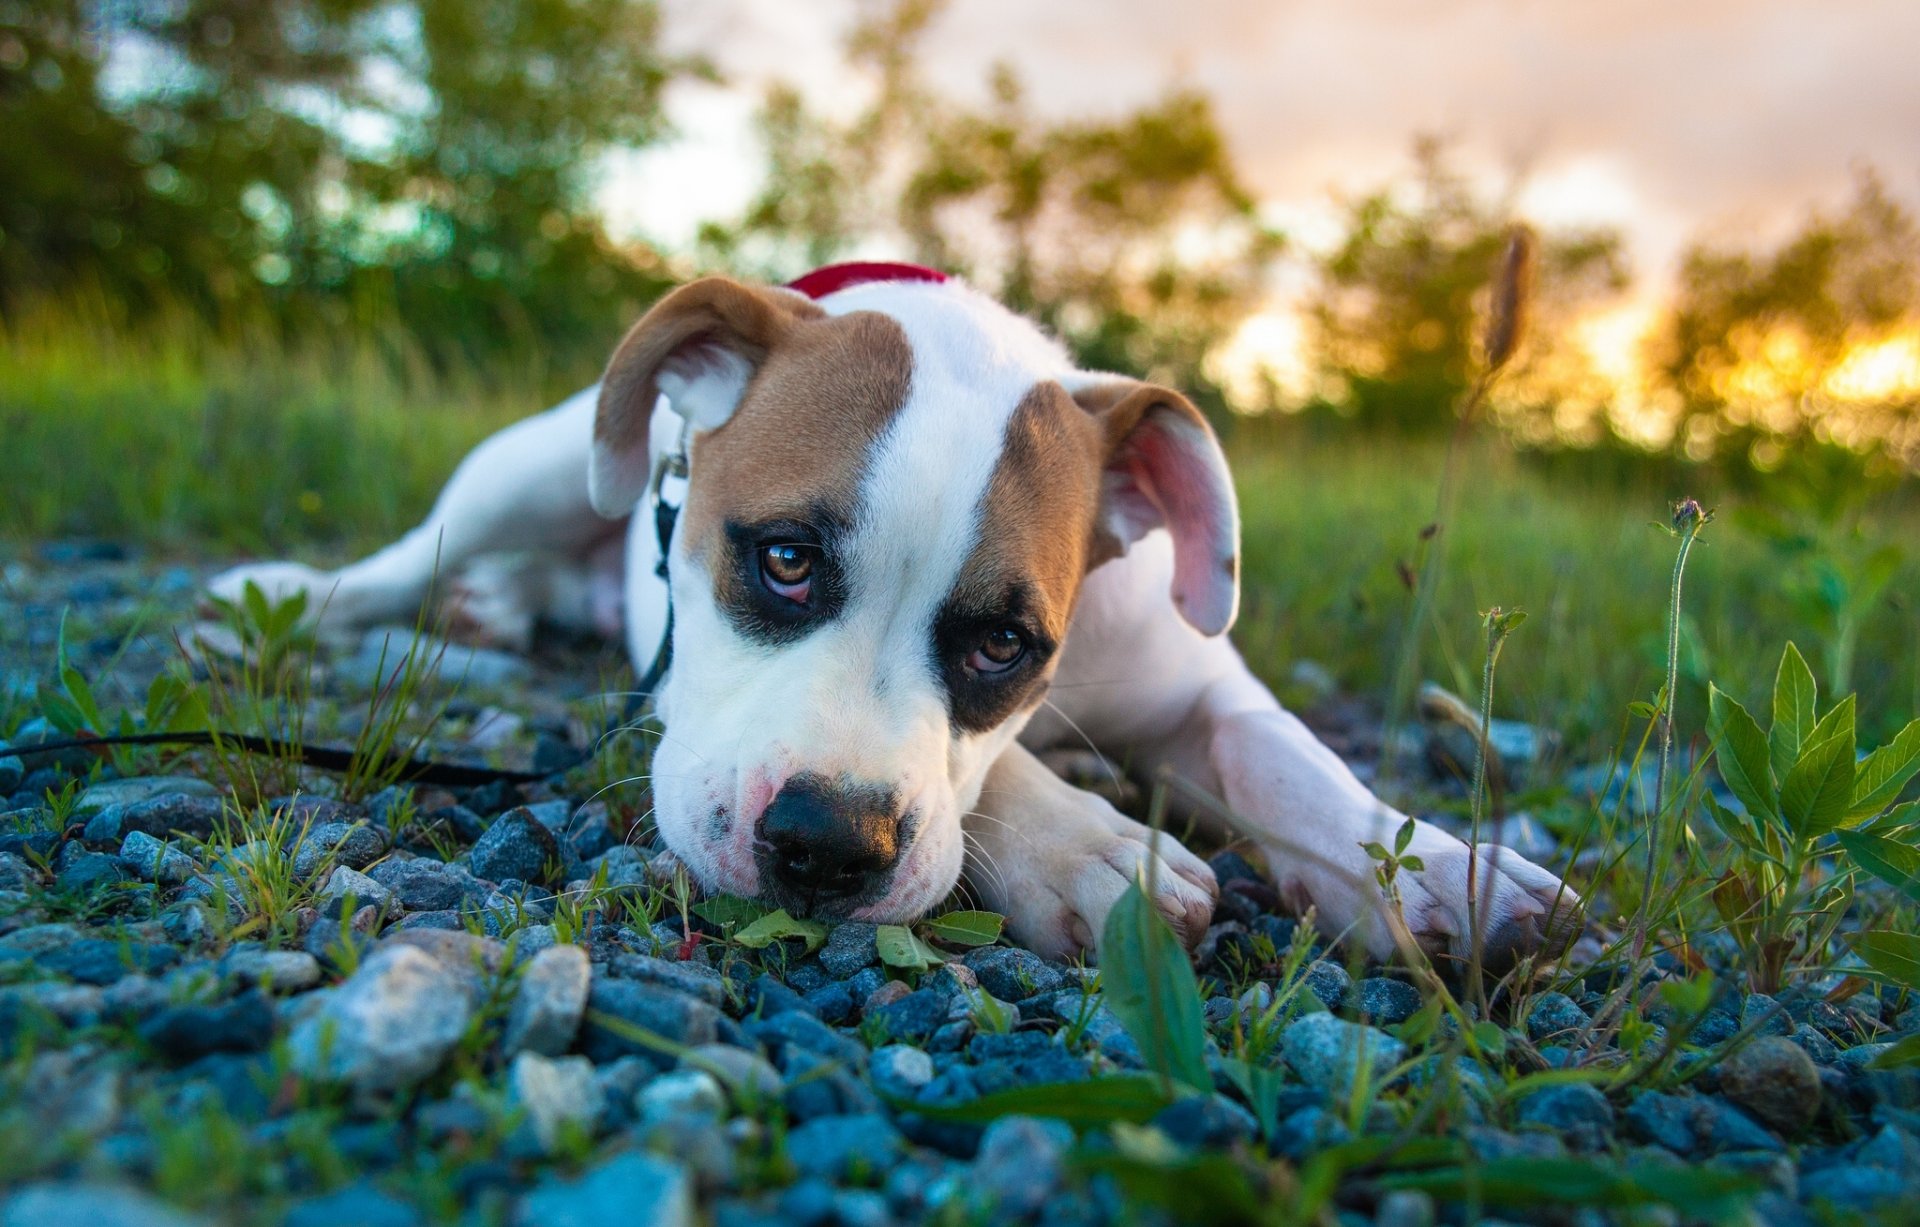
[1227,426,1920,754]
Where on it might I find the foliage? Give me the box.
[706,0,1278,416]
[0,0,692,362]
[1654,169,1920,470]
[1303,138,1628,435]
[1702,641,1920,991]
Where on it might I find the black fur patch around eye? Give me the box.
[930,582,1055,734]
[716,512,850,645]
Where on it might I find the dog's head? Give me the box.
[589,274,1239,920]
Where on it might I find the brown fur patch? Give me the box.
[595,277,827,473]
[958,381,1106,645]
[680,309,917,563]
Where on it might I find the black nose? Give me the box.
[756,773,900,904]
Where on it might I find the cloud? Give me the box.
[646,0,1920,281]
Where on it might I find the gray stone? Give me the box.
[1295,961,1350,1012]
[971,1115,1073,1214]
[57,852,127,894]
[607,953,726,1006]
[785,1112,905,1180]
[819,923,879,979]
[1281,1013,1409,1097]
[222,949,322,993]
[280,1184,422,1227]
[870,988,952,1044]
[1352,977,1422,1025]
[290,822,388,878]
[514,1150,692,1227]
[368,858,476,911]
[117,832,198,885]
[582,980,721,1064]
[1800,1164,1903,1211]
[74,776,219,815]
[1718,1036,1820,1136]
[505,943,590,1057]
[1525,992,1589,1043]
[82,793,224,845]
[868,1044,935,1100]
[1153,1093,1260,1148]
[508,1051,603,1155]
[684,1044,785,1103]
[1741,994,1793,1037]
[472,808,562,885]
[0,852,34,891]
[636,1069,727,1122]
[0,741,21,795]
[318,865,393,916]
[1272,1105,1352,1161]
[1515,1083,1614,1150]
[964,946,1067,1001]
[138,992,273,1061]
[287,945,472,1095]
[34,939,177,986]
[0,1183,210,1227]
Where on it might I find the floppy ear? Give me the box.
[1071,379,1241,636]
[590,277,824,516]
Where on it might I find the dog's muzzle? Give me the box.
[753,772,903,912]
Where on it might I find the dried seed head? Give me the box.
[1483,225,1536,374]
[1670,497,1712,535]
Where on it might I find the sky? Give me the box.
[596,0,1920,401]
[605,0,1918,278]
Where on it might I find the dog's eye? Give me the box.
[967,626,1026,674]
[759,544,815,603]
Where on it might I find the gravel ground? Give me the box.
[2,542,1917,1226]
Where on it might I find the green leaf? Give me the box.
[1779,729,1857,838]
[731,908,828,952]
[1702,793,1770,859]
[692,894,770,929]
[1868,1033,1920,1070]
[1707,686,1778,825]
[1854,931,1920,990]
[1100,877,1211,1094]
[1770,643,1817,782]
[1836,829,1920,904]
[919,910,1005,947]
[900,1073,1173,1126]
[1850,720,1920,820]
[1470,1020,1509,1059]
[1382,1158,1758,1223]
[875,924,945,970]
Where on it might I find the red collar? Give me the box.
[786,261,947,300]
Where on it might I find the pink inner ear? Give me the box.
[1113,410,1239,636]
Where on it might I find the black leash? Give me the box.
[14,730,550,788]
[15,430,691,794]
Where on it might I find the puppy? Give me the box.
[211,264,1579,963]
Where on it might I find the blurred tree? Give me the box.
[706,0,1281,415]
[1304,138,1628,434]
[1651,168,1920,472]
[0,0,695,361]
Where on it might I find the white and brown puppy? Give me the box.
[211,265,1580,963]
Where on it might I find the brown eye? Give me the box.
[967,626,1026,674]
[759,544,814,602]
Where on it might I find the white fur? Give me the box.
[209,276,1580,962]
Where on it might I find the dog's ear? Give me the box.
[591,277,825,516]
[1072,379,1240,636]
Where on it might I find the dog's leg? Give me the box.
[1134,654,1581,966]
[962,743,1216,963]
[208,389,612,632]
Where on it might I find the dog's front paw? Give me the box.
[1398,838,1583,969]
[985,828,1217,964]
[206,561,333,615]
[1267,819,1581,969]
